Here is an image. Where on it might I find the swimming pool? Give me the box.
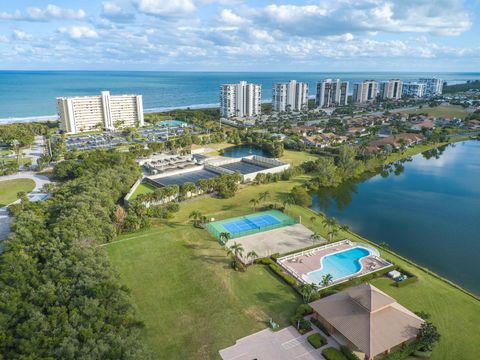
[159,120,187,127]
[305,247,371,284]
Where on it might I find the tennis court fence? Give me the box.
[205,210,298,240]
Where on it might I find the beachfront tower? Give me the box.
[220,81,261,118]
[272,80,309,112]
[316,79,349,108]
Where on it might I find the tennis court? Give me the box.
[206,210,297,240]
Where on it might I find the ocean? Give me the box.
[0,71,479,123]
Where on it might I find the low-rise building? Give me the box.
[309,283,424,360]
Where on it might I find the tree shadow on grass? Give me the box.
[221,204,236,211]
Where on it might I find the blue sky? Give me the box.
[0,0,479,71]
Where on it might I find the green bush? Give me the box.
[254,257,273,265]
[311,317,331,336]
[340,346,361,360]
[381,341,420,360]
[307,333,327,349]
[322,347,348,360]
[268,263,296,286]
[296,304,313,316]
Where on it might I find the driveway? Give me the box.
[219,325,339,360]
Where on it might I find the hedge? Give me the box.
[307,333,327,349]
[322,347,348,360]
[296,303,313,316]
[340,346,361,360]
[254,257,273,265]
[268,263,297,286]
[381,341,421,360]
[311,317,331,336]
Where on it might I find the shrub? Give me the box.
[268,263,296,286]
[381,341,420,360]
[307,333,327,349]
[322,347,348,360]
[311,317,330,336]
[296,304,313,316]
[254,257,273,265]
[340,346,361,360]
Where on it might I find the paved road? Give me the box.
[22,135,45,167]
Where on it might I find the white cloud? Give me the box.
[59,26,99,40]
[0,4,86,22]
[102,2,134,22]
[12,30,32,41]
[254,0,471,37]
[135,0,196,16]
[219,9,246,25]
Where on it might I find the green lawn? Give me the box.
[106,222,300,359]
[405,104,469,119]
[129,182,156,200]
[106,141,479,359]
[0,178,35,206]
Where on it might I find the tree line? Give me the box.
[0,150,149,359]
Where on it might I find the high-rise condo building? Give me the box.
[402,82,426,98]
[56,91,144,134]
[419,78,443,97]
[272,80,309,112]
[220,81,262,118]
[379,79,403,100]
[316,79,349,108]
[352,80,378,103]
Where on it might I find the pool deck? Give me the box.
[225,224,317,263]
[277,240,391,286]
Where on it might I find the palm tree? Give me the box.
[321,274,333,287]
[379,242,390,250]
[259,191,270,204]
[327,227,339,242]
[310,216,316,224]
[226,242,245,270]
[219,232,231,246]
[246,250,258,265]
[340,224,350,232]
[298,282,318,303]
[310,233,322,245]
[322,217,338,238]
[282,194,295,211]
[189,210,202,227]
[249,198,260,211]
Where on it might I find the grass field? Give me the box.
[106,141,479,359]
[405,104,469,119]
[0,178,35,206]
[129,182,156,200]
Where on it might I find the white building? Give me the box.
[220,81,261,118]
[419,78,443,97]
[402,82,425,98]
[353,80,378,104]
[316,79,349,108]
[57,91,144,134]
[272,80,308,112]
[379,79,403,100]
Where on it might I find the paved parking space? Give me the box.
[219,326,338,360]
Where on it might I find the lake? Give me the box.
[311,140,480,295]
[222,145,271,158]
